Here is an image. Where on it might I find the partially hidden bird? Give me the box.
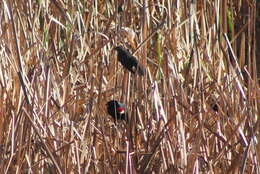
[106,100,128,121]
[114,46,145,76]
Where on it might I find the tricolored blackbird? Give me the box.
[106,100,128,121]
[114,46,145,76]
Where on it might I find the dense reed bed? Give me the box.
[0,0,259,173]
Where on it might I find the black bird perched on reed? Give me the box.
[114,46,145,76]
[106,100,128,121]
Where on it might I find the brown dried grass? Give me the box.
[0,0,259,173]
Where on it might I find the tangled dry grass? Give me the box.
[0,0,259,173]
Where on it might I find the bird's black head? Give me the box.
[113,46,125,52]
[106,100,119,109]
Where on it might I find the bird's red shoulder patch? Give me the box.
[117,107,125,114]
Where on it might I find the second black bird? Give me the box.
[106,100,128,121]
[114,46,145,76]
